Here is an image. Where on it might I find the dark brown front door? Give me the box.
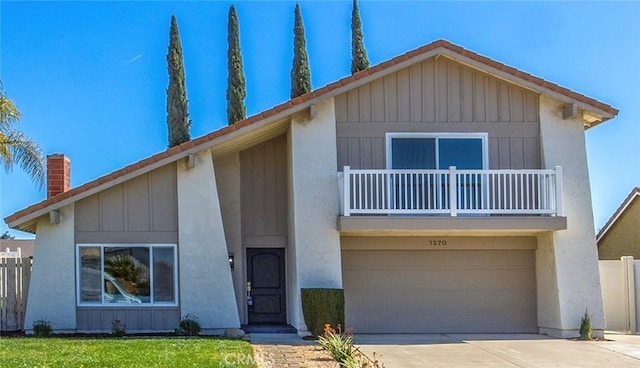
[246,248,286,324]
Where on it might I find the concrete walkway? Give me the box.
[355,333,640,367]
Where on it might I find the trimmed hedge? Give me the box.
[301,288,345,337]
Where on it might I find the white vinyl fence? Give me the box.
[599,256,640,333]
[0,250,32,332]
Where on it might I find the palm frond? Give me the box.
[0,129,45,188]
[0,94,21,129]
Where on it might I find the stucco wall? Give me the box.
[213,153,245,323]
[598,198,640,260]
[537,95,605,337]
[288,99,343,333]
[177,150,240,332]
[24,204,76,333]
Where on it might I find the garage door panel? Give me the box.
[342,249,537,333]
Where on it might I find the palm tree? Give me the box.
[0,85,45,187]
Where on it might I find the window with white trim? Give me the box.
[386,133,488,170]
[77,244,177,306]
[385,133,488,211]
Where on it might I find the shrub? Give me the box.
[579,310,592,340]
[301,288,344,336]
[32,319,52,337]
[176,314,201,336]
[111,319,127,337]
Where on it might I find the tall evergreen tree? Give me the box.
[226,5,246,125]
[166,15,191,148]
[290,3,311,99]
[351,0,369,74]
[0,84,45,187]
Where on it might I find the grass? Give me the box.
[0,337,256,368]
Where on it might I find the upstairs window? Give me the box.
[387,133,487,170]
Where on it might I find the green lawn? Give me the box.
[0,337,256,368]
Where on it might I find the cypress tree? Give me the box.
[291,3,311,99]
[166,15,191,148]
[351,0,369,74]
[226,5,246,125]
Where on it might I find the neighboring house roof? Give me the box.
[596,187,640,243]
[4,39,618,233]
[0,239,35,258]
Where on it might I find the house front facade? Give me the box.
[5,40,617,338]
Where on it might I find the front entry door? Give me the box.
[246,248,286,324]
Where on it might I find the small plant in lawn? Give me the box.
[176,314,201,336]
[32,319,52,337]
[579,309,592,340]
[111,319,127,337]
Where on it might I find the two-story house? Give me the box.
[5,40,617,338]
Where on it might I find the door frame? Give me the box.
[244,246,288,325]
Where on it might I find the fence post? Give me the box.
[5,257,18,331]
[554,166,564,216]
[343,166,351,216]
[449,166,457,217]
[0,256,32,332]
[622,256,636,334]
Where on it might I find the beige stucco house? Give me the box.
[597,187,640,260]
[5,40,617,338]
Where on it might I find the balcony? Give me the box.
[337,166,567,236]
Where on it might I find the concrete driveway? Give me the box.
[354,333,640,367]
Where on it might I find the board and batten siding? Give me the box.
[75,163,178,244]
[76,307,179,331]
[240,135,288,247]
[74,163,178,331]
[335,57,541,170]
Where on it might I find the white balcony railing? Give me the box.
[340,166,564,217]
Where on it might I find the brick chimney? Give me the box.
[47,154,70,198]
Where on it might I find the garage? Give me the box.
[342,241,537,333]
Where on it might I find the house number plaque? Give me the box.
[429,240,447,246]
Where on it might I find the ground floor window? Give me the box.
[77,244,177,306]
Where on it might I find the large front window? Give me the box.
[77,244,177,306]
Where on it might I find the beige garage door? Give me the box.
[342,250,537,333]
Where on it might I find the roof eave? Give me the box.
[596,188,640,242]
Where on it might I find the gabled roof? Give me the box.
[5,39,618,232]
[596,187,640,243]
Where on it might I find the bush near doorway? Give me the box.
[301,288,344,336]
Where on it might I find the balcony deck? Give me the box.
[338,166,566,236]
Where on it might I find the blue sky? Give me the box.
[1,1,639,238]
